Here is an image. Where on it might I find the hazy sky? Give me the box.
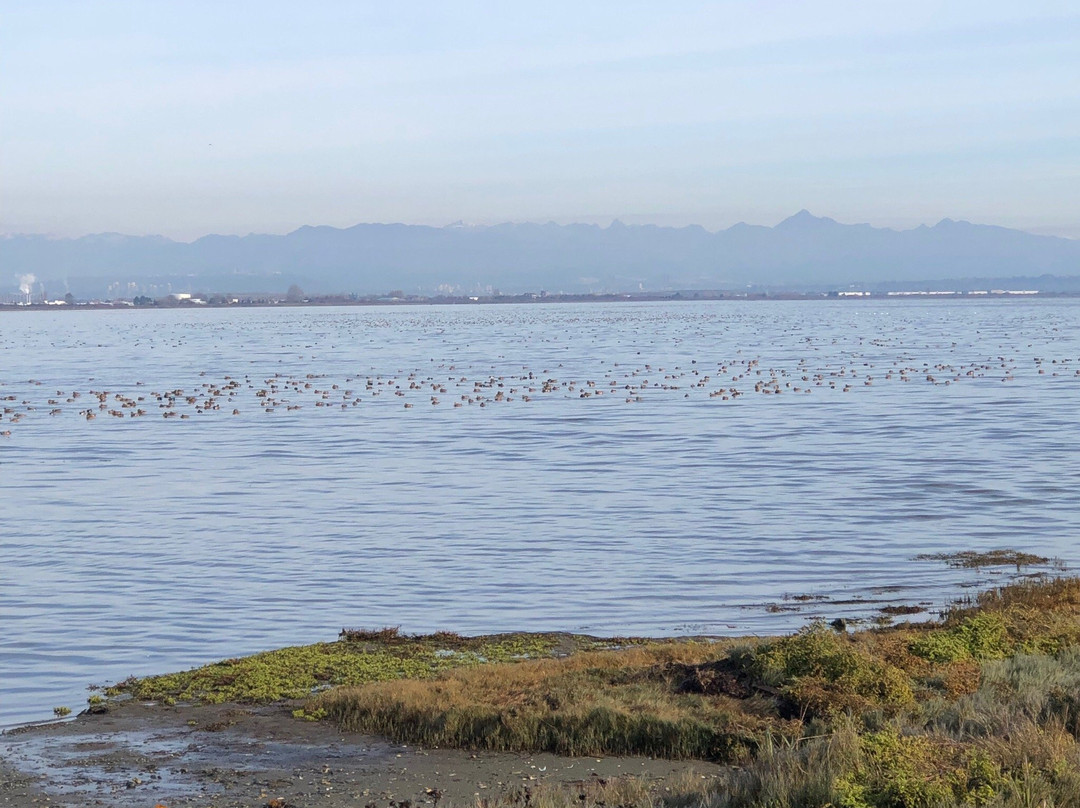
[2,1,1078,239]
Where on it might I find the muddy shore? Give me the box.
[0,700,721,808]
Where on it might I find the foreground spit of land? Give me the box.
[7,571,1080,807]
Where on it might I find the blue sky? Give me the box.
[2,1,1077,239]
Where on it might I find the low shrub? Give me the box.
[739,625,914,719]
[909,614,1011,664]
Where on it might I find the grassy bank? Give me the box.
[108,572,1080,807]
[105,629,638,705]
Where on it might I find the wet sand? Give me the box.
[0,701,722,807]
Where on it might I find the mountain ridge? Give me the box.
[3,212,1079,298]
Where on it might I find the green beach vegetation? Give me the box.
[107,574,1080,807]
[106,629,629,706]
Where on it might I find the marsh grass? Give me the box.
[483,768,719,808]
[111,574,1080,807]
[928,647,1080,739]
[314,576,1080,805]
[315,645,767,761]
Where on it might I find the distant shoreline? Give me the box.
[2,288,1076,312]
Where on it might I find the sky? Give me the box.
[2,1,1078,240]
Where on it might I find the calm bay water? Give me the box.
[2,299,1079,727]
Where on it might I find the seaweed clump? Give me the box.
[915,549,1060,570]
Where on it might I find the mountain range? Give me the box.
[3,211,1079,299]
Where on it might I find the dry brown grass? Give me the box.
[312,579,1080,765]
[310,576,1080,807]
[955,575,1080,622]
[476,768,719,808]
[315,644,773,761]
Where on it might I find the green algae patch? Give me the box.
[106,630,625,705]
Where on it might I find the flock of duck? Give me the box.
[1,351,1076,437]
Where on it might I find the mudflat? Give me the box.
[0,700,721,808]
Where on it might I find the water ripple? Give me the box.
[2,299,1079,726]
